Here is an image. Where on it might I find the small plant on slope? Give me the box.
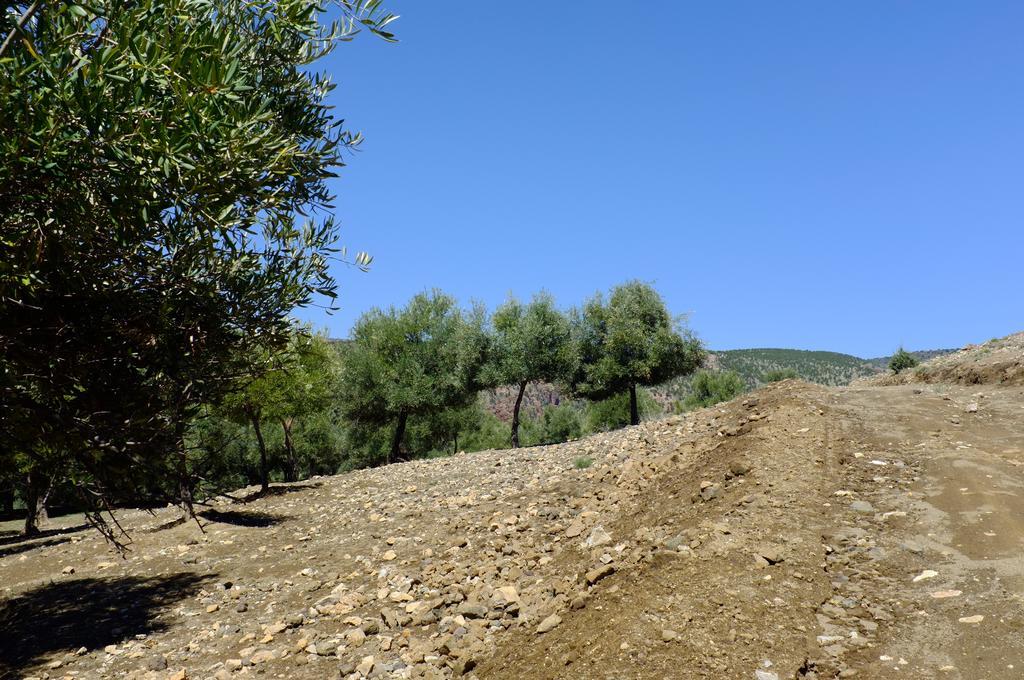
[889,347,919,374]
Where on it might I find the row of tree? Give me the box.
[1,281,705,534]
[338,282,705,465]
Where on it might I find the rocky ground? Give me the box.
[2,344,1023,680]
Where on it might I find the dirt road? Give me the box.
[1,380,1022,679]
[829,385,1024,679]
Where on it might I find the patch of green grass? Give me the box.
[573,456,593,469]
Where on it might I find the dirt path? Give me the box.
[1,381,1022,680]
[829,384,1024,679]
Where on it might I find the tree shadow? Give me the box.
[0,523,89,547]
[239,481,322,503]
[198,508,287,527]
[144,515,188,533]
[0,573,213,678]
[0,535,75,559]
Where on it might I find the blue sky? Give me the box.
[297,2,1024,358]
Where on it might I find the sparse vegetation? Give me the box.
[574,456,593,469]
[762,368,799,383]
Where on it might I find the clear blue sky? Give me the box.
[296,1,1024,358]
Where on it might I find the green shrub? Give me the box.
[683,371,746,409]
[521,404,583,446]
[574,456,593,469]
[761,368,798,383]
[585,389,661,433]
[888,347,919,374]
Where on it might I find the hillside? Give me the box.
[859,332,1024,387]
[709,348,882,386]
[3,333,1023,679]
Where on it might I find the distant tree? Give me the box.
[684,371,746,409]
[339,292,489,464]
[266,334,341,483]
[889,347,919,374]
[761,368,799,383]
[406,402,488,457]
[586,389,661,433]
[569,281,704,425]
[223,331,341,491]
[0,1,394,535]
[485,293,575,447]
[186,410,259,497]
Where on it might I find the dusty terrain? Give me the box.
[2,340,1023,680]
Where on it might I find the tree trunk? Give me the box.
[247,404,269,493]
[389,412,408,464]
[23,470,51,536]
[511,381,527,448]
[452,433,458,457]
[176,423,195,519]
[629,383,639,426]
[281,417,297,482]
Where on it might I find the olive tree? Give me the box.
[570,281,704,426]
[0,0,393,535]
[485,292,575,447]
[221,331,341,492]
[339,292,489,464]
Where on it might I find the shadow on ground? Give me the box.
[199,508,287,527]
[239,481,322,503]
[0,573,212,678]
[0,535,76,559]
[0,523,89,547]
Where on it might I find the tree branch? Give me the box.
[0,1,41,60]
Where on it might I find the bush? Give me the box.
[762,368,798,383]
[574,457,593,469]
[683,371,746,409]
[888,347,919,374]
[585,389,661,433]
[520,404,583,446]
[539,404,583,444]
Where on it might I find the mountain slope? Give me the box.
[709,348,882,386]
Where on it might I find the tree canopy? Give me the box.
[569,281,705,425]
[0,0,393,536]
[485,292,575,447]
[339,291,489,464]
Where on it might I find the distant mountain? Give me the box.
[708,348,883,387]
